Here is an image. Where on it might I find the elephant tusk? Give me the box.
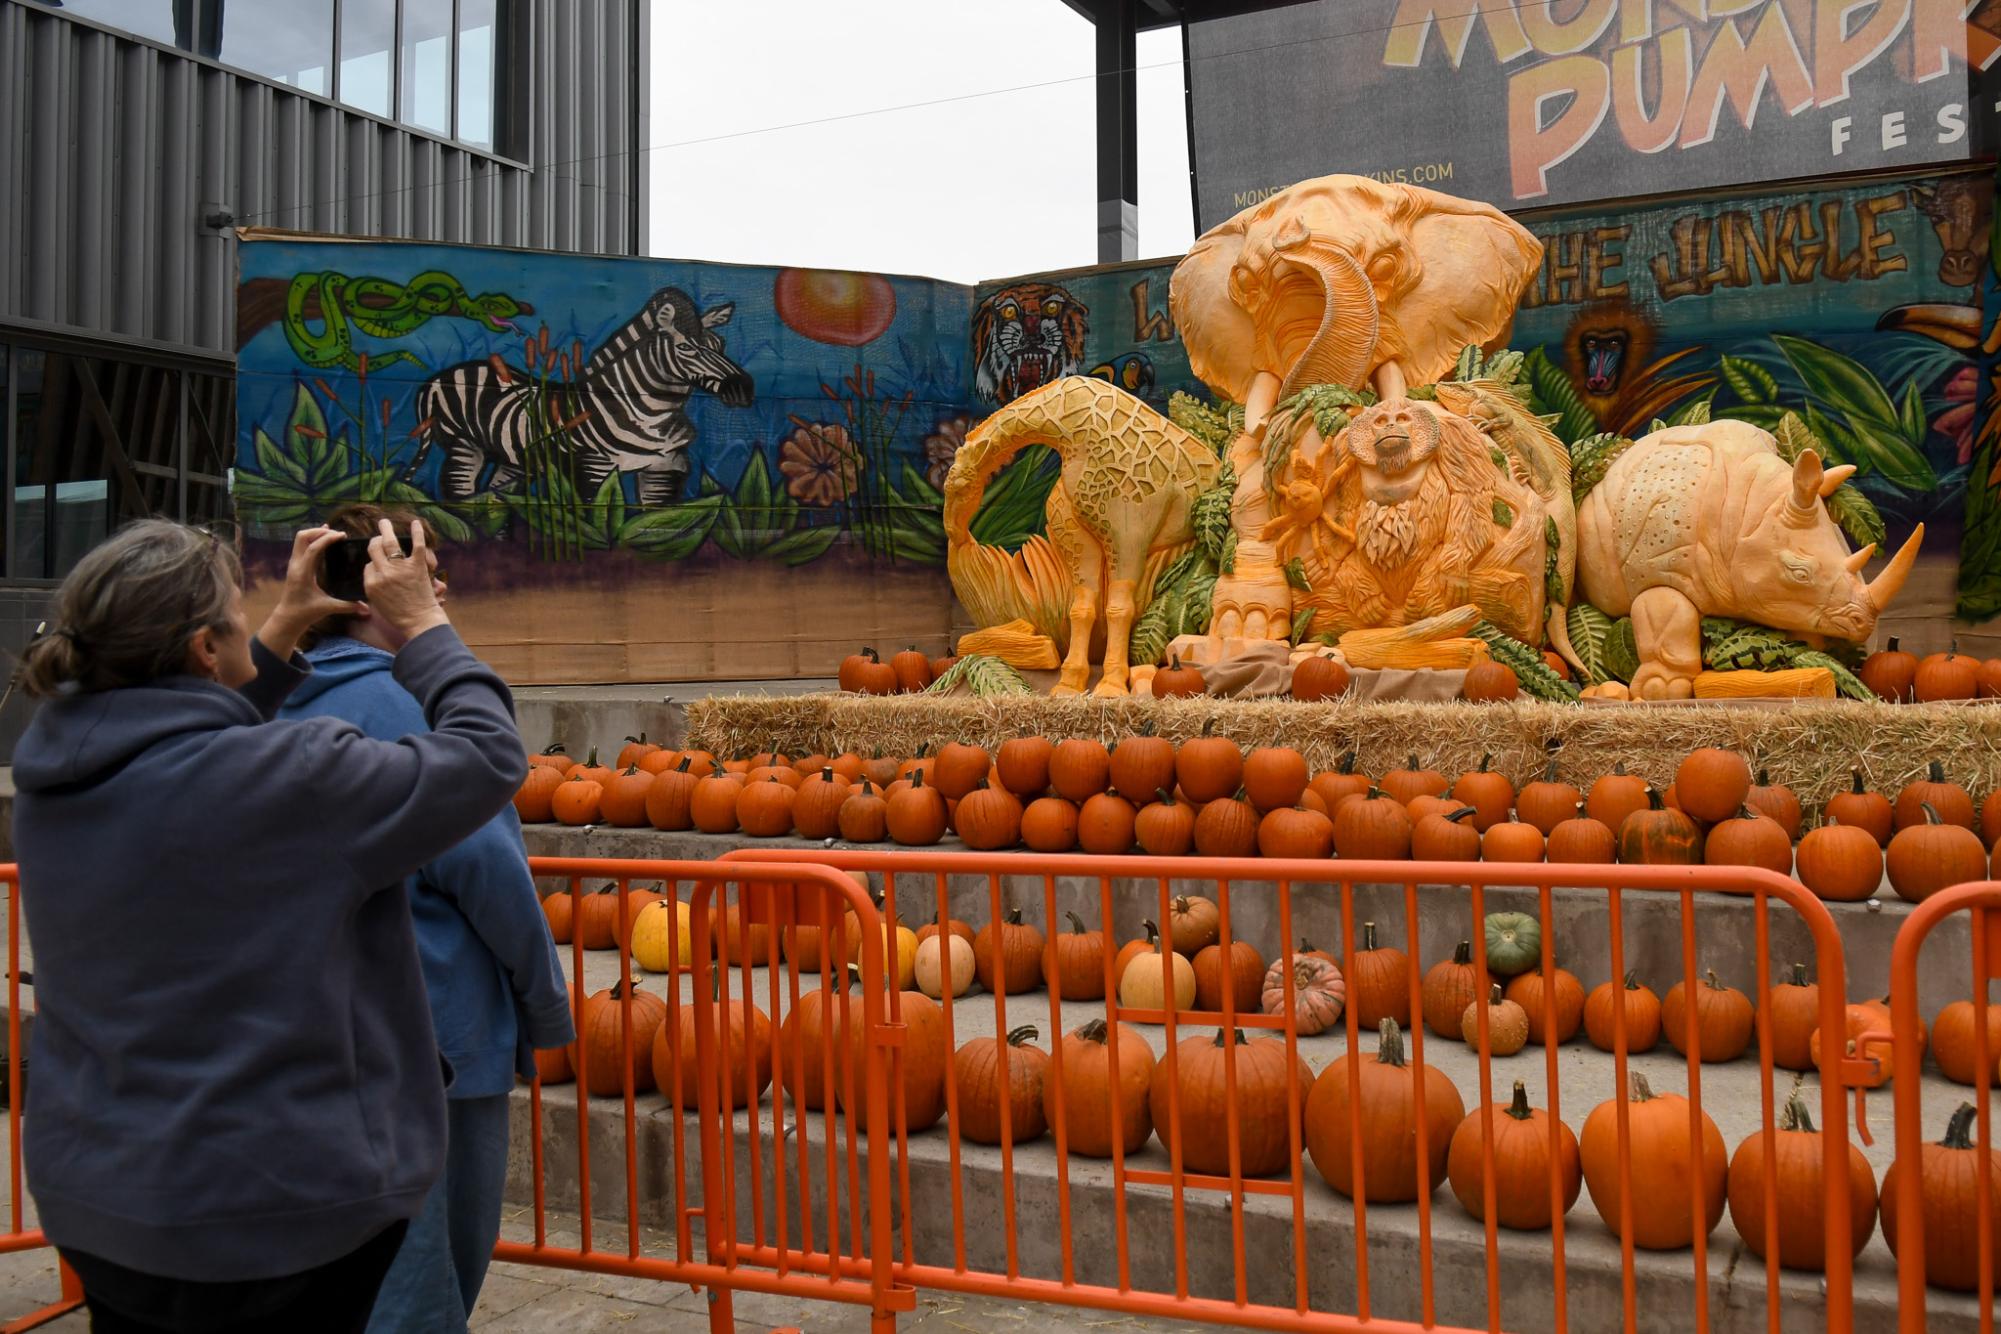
[1865,523,1924,610]
[1843,543,1877,572]
[1244,371,1283,437]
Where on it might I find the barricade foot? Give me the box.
[2,1261,83,1332]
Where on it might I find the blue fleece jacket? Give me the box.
[282,636,572,1097]
[11,628,522,1284]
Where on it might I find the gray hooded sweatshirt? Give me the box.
[11,626,522,1282]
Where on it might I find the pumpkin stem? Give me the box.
[1003,906,1023,925]
[1445,806,1478,824]
[675,756,692,773]
[862,647,879,662]
[1006,1025,1039,1046]
[1943,1102,1979,1149]
[1375,1018,1407,1067]
[1452,940,1471,965]
[1644,786,1665,811]
[1623,970,1641,990]
[1407,754,1420,770]
[912,769,926,790]
[1929,758,1946,783]
[1202,717,1217,738]
[625,732,646,745]
[1155,787,1176,806]
[1339,750,1357,775]
[1628,1071,1655,1102]
[1737,804,1755,821]
[1361,921,1378,951]
[1850,768,1866,794]
[1921,800,1943,826]
[1757,768,1771,786]
[1478,752,1492,773]
[1886,636,1900,652]
[1779,1078,1816,1133]
[1506,1081,1533,1120]
[1543,757,1561,783]
[1705,968,1723,990]
[710,760,727,777]
[1142,919,1160,946]
[1613,760,1626,775]
[1078,1018,1111,1044]
[821,766,835,781]
[583,745,599,766]
[1065,911,1092,935]
[1488,982,1504,1004]
[543,741,568,757]
[1212,1027,1250,1049]
[1788,962,1808,987]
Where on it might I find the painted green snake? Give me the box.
[282,270,530,373]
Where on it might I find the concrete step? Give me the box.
[519,824,1978,1020]
[506,958,1986,1334]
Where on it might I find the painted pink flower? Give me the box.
[779,422,862,507]
[923,416,970,490]
[1937,364,1978,465]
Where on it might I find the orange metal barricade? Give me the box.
[721,848,1863,1334]
[1880,878,2000,1334]
[505,857,912,1332]
[0,866,85,1331]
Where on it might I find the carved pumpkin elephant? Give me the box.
[1168,176,1545,642]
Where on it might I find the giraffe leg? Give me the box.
[1045,486,1101,697]
[1091,575,1139,697]
[1091,513,1153,698]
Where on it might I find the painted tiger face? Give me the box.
[972,283,1089,406]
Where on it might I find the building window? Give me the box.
[217,0,333,94]
[37,0,521,157]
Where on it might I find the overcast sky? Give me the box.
[647,1,1196,282]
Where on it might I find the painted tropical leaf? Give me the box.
[1524,347,1599,444]
[1898,378,1927,446]
[1719,354,1777,404]
[1772,334,1936,489]
[619,496,723,560]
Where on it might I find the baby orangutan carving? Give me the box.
[1288,397,1558,644]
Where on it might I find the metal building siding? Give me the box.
[0,0,642,356]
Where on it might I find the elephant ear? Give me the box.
[1394,192,1544,386]
[1170,219,1261,405]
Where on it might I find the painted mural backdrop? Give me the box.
[1959,156,2001,618]
[234,240,972,581]
[969,169,1994,615]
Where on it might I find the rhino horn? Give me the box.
[1789,449,1824,517]
[1843,542,1877,572]
[1819,463,1857,497]
[1866,523,1924,610]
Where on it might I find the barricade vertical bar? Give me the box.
[740,905,768,1256]
[1467,874,1500,1334]
[1101,871,1134,1294]
[1537,878,1568,1334]
[7,872,21,1236]
[616,879,640,1261]
[710,886,744,1269]
[766,899,791,1280]
[937,870,967,1274]
[989,870,1022,1283]
[571,877,593,1255]
[880,870,916,1277]
[1408,876,1440,1334]
[669,878,695,1266]
[1752,890,1781,1334]
[1214,877,1248,1309]
[1973,905,1995,1328]
[529,1066,547,1248]
[1159,869,1189,1302]
[1274,879,1310,1318]
[690,883,734,1332]
[1606,886,1636,1334]
[1675,885,1711,1334]
[1337,876,1369,1319]
[1046,871,1080,1289]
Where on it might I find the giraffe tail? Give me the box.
[942,381,1094,646]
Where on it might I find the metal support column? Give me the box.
[1094,0,1138,263]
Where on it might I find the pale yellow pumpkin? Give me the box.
[630,899,693,974]
[1117,947,1195,1016]
[914,933,976,999]
[852,921,919,991]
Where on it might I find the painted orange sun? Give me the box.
[774,269,897,348]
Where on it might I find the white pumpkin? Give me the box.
[914,933,975,998]
[1117,948,1195,1015]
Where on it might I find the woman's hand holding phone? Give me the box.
[363,519,451,643]
[257,527,362,661]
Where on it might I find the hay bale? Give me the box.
[684,694,2001,811]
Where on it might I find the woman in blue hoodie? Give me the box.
[280,503,571,1332]
[12,517,522,1332]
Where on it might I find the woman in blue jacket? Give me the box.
[281,504,571,1331]
[12,517,521,1332]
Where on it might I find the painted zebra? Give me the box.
[408,287,754,506]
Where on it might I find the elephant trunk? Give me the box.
[1276,248,1379,400]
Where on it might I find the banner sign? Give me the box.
[1187,0,2001,228]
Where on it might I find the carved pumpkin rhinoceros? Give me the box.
[1574,419,1921,700]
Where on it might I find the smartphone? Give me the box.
[318,530,412,602]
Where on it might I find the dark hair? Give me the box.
[18,520,242,698]
[300,503,417,650]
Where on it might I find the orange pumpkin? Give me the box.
[953,1026,1049,1145]
[1192,938,1267,1016]
[1745,769,1802,841]
[551,775,604,826]
[1914,641,1980,702]
[644,758,701,831]
[1134,790,1196,856]
[1412,806,1481,861]
[1661,969,1754,1063]
[1931,1000,2001,1086]
[1881,1102,2001,1292]
[1048,738,1113,802]
[973,907,1045,995]
[1332,788,1413,860]
[1308,751,1372,812]
[1727,1085,1877,1270]
[792,766,853,840]
[1347,920,1412,1028]
[1450,753,1515,832]
[1675,748,1751,824]
[1547,806,1616,864]
[1150,1029,1311,1178]
[1043,1019,1155,1158]
[1893,760,1976,832]
[1291,655,1350,701]
[1795,819,1884,901]
[1421,941,1480,1039]
[1020,796,1080,852]
[1382,755,1448,806]
[838,989,949,1135]
[1448,1081,1582,1231]
[568,980,669,1097]
[836,781,889,842]
[1305,1020,1464,1201]
[514,764,566,823]
[1584,973,1662,1053]
[1076,792,1137,854]
[1051,911,1107,1001]
[1585,761,1649,835]
[735,777,798,838]
[1886,802,1986,902]
[651,994,773,1110]
[1617,788,1704,865]
[1505,967,1584,1045]
[932,742,992,800]
[955,780,1023,851]
[1516,757,1581,835]
[885,771,948,846]
[1152,653,1207,698]
[1581,1071,1727,1249]
[1480,820,1545,864]
[1243,746,1310,812]
[1703,807,1792,875]
[1764,963,1821,1071]
[1257,805,1334,859]
[690,766,745,834]
[1858,636,1917,702]
[1191,792,1260,857]
[1809,1002,1891,1090]
[1461,661,1520,702]
[996,736,1054,799]
[1108,733,1177,805]
[1175,722,1243,803]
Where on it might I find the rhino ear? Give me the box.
[1790,449,1823,513]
